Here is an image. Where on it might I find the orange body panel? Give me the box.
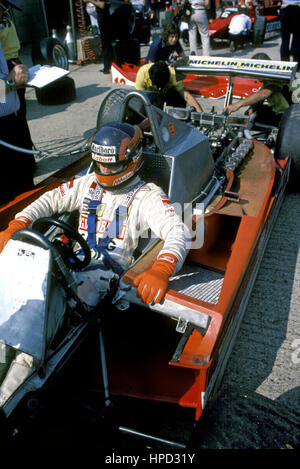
[120,145,288,418]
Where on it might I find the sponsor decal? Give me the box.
[132,146,142,162]
[188,57,296,74]
[91,143,116,155]
[168,121,175,136]
[17,248,35,259]
[59,178,74,197]
[119,224,127,240]
[158,254,176,264]
[92,153,117,163]
[93,186,103,201]
[160,194,171,205]
[79,213,88,231]
[97,219,110,235]
[265,20,281,33]
[113,171,134,186]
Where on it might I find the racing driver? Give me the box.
[0,121,190,406]
[0,121,190,306]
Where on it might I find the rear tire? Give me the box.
[275,104,300,191]
[252,16,266,46]
[35,76,76,105]
[96,88,163,128]
[97,89,133,128]
[251,52,271,61]
[32,37,68,70]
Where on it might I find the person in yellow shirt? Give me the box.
[223,79,297,127]
[135,60,203,112]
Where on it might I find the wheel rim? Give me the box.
[51,43,69,70]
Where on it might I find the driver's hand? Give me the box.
[133,253,178,305]
[0,219,29,253]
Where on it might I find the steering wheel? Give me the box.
[27,217,91,270]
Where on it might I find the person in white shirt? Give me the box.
[228,7,252,52]
[188,0,210,57]
[85,1,100,34]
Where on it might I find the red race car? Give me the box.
[209,1,282,45]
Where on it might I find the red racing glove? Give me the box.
[0,219,29,254]
[133,253,178,305]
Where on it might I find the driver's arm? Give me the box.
[132,186,190,304]
[0,175,92,253]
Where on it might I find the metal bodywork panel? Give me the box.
[121,264,224,330]
[137,102,215,206]
[169,265,224,305]
[124,286,211,331]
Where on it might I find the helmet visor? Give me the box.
[93,160,127,176]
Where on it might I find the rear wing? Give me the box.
[176,56,298,107]
[176,56,298,82]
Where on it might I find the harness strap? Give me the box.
[85,180,146,275]
[94,205,128,276]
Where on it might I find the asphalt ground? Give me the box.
[12,32,300,451]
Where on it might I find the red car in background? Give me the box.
[209,1,282,46]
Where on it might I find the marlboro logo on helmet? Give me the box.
[91,122,143,189]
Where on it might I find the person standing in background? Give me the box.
[0,39,34,204]
[280,0,300,70]
[188,0,210,57]
[83,0,112,74]
[146,22,185,64]
[85,1,100,34]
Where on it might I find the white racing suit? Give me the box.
[0,173,190,405]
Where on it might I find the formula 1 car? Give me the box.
[208,1,281,46]
[0,56,299,448]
